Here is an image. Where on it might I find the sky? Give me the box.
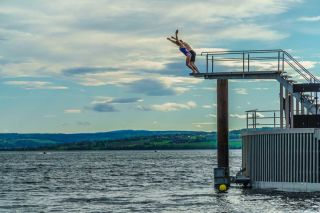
[1,0,320,133]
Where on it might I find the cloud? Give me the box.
[137,101,197,112]
[192,122,215,125]
[298,16,320,22]
[127,79,187,96]
[213,24,288,41]
[0,0,300,80]
[91,103,117,112]
[89,96,143,113]
[202,105,212,109]
[64,109,81,114]
[230,114,247,119]
[93,97,143,104]
[199,87,216,91]
[233,88,248,95]
[231,112,265,119]
[136,105,152,111]
[4,81,68,90]
[192,122,215,128]
[63,66,118,76]
[253,87,269,90]
[206,114,216,118]
[203,104,217,109]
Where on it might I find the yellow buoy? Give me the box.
[218,184,227,192]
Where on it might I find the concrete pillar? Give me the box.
[217,79,229,168]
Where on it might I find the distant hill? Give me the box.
[0,129,254,150]
[42,133,242,151]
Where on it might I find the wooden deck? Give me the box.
[190,71,282,80]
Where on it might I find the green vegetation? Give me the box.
[0,130,245,151]
[43,134,242,151]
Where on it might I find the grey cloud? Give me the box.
[63,66,118,76]
[139,60,206,77]
[92,103,117,112]
[146,62,186,76]
[70,10,167,34]
[108,97,142,104]
[136,105,151,111]
[89,97,142,113]
[127,79,177,96]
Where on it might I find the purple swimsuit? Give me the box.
[179,47,191,57]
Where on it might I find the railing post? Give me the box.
[252,112,254,128]
[282,51,285,72]
[246,112,248,129]
[285,89,290,128]
[247,53,250,72]
[211,55,214,73]
[280,84,284,128]
[206,54,208,73]
[278,51,280,72]
[316,92,318,115]
[243,52,245,72]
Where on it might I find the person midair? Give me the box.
[167,29,200,74]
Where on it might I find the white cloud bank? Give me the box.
[4,81,68,90]
[64,109,82,114]
[0,0,301,81]
[137,101,197,112]
[298,16,320,22]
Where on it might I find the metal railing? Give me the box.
[246,109,280,129]
[201,49,319,84]
[201,49,320,114]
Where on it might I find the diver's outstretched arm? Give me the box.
[167,37,178,46]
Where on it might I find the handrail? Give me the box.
[283,51,320,83]
[200,49,320,116]
[246,109,280,129]
[201,49,283,55]
[201,49,320,84]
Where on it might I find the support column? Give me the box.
[285,89,290,128]
[296,97,300,115]
[290,93,294,128]
[280,84,283,128]
[217,79,229,168]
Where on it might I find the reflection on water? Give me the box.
[0,150,320,212]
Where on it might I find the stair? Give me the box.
[263,51,319,114]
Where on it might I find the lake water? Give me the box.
[0,150,320,212]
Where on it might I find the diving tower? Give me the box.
[192,49,320,192]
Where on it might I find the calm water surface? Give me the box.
[0,150,320,212]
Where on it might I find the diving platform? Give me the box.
[190,71,281,80]
[195,49,320,192]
